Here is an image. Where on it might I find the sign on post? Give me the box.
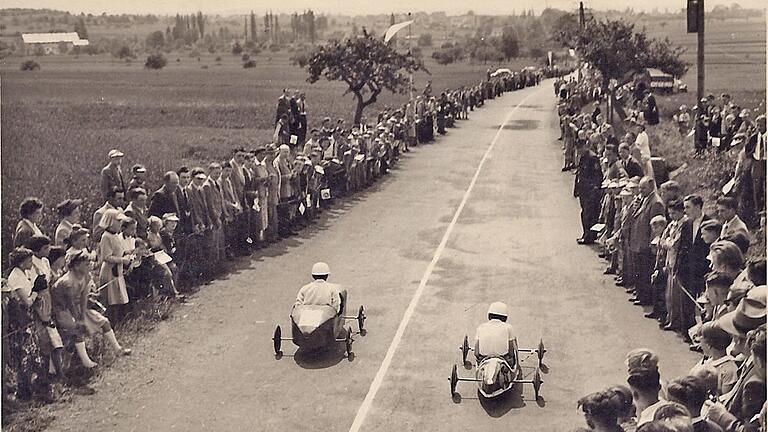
[687,0,700,33]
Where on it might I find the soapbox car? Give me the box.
[449,335,545,399]
[273,303,366,358]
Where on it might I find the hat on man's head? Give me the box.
[56,198,83,217]
[108,149,125,158]
[162,213,180,222]
[626,348,659,374]
[741,285,767,319]
[716,296,766,338]
[132,164,147,174]
[726,285,750,304]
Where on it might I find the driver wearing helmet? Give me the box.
[474,302,517,363]
[294,262,346,315]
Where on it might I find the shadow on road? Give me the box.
[477,386,526,417]
[491,119,540,131]
[292,346,348,369]
[452,386,527,418]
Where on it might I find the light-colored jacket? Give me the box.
[294,280,341,313]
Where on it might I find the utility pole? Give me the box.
[696,0,705,107]
[688,0,705,147]
[408,12,413,102]
[578,2,585,81]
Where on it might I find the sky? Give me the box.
[4,0,767,16]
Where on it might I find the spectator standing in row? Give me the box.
[574,142,603,245]
[5,247,46,401]
[124,188,149,240]
[203,164,226,269]
[274,114,291,148]
[128,164,147,191]
[675,195,710,336]
[92,188,124,243]
[98,209,132,325]
[100,149,126,202]
[744,115,766,221]
[630,177,665,307]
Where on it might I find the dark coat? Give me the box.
[675,215,711,294]
[100,164,125,199]
[574,151,603,197]
[629,193,665,253]
[174,186,193,234]
[621,157,645,178]
[148,185,179,219]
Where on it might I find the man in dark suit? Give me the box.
[100,149,126,202]
[173,167,196,286]
[275,88,292,125]
[675,194,710,333]
[149,171,181,219]
[629,177,665,306]
[174,167,194,235]
[618,143,644,178]
[574,145,603,245]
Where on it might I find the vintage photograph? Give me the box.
[0,0,766,430]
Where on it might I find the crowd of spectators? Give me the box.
[558,68,767,431]
[0,69,550,410]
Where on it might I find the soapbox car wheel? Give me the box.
[450,364,458,397]
[538,338,546,366]
[533,366,543,399]
[273,325,283,356]
[357,306,366,334]
[461,335,470,366]
[345,327,353,357]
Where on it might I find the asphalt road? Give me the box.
[43,81,698,432]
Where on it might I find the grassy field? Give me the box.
[0,51,534,254]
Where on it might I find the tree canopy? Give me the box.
[306,33,426,124]
[555,15,688,85]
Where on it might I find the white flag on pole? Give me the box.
[384,20,414,43]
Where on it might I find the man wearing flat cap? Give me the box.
[128,164,148,191]
[101,149,126,201]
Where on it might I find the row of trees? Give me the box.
[168,12,205,45]
[430,27,525,65]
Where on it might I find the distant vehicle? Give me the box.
[490,68,512,77]
[640,68,686,94]
[449,335,546,400]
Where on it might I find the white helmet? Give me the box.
[487,302,509,318]
[311,262,330,277]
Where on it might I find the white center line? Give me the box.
[348,86,545,432]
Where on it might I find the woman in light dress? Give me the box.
[97,209,133,325]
